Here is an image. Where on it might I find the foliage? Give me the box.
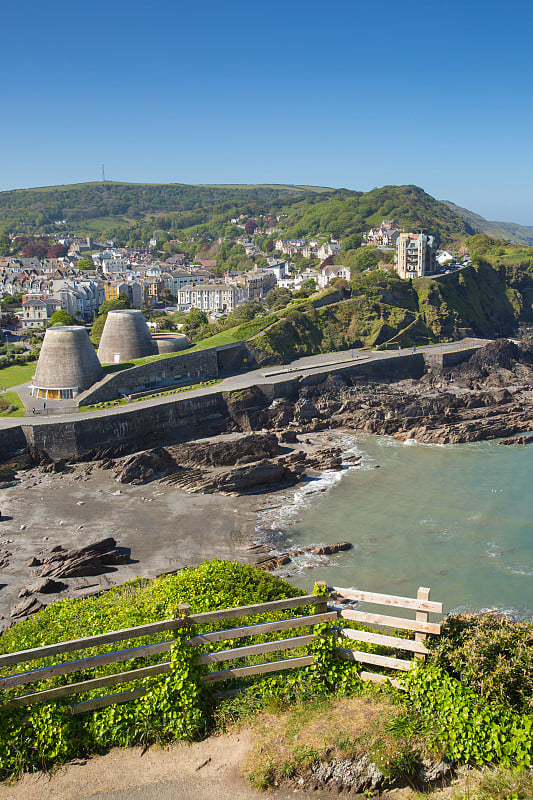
[265,286,292,310]
[77,257,94,270]
[49,309,79,327]
[0,391,25,416]
[402,663,533,767]
[429,613,533,714]
[0,561,304,779]
[182,307,209,336]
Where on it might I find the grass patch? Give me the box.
[0,361,37,388]
[0,391,25,416]
[79,378,222,411]
[453,766,533,800]
[243,694,427,790]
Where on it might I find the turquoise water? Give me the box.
[258,434,533,618]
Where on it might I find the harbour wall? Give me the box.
[0,346,481,461]
[76,342,247,405]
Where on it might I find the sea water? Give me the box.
[257,434,533,618]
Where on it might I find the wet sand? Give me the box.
[0,465,260,625]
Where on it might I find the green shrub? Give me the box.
[430,614,533,713]
[403,663,533,767]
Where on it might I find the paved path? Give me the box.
[0,339,490,430]
[0,733,326,800]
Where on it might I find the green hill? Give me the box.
[280,185,478,245]
[0,181,474,245]
[249,258,533,362]
[0,181,334,232]
[442,201,533,246]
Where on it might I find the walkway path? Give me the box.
[0,339,489,430]
[0,731,322,800]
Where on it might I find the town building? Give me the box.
[394,233,437,279]
[176,284,238,313]
[317,264,351,288]
[364,220,401,248]
[21,295,61,329]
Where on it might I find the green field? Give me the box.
[0,391,25,416]
[0,361,37,388]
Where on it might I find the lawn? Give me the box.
[0,361,37,389]
[0,391,26,417]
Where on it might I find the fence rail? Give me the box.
[0,584,442,713]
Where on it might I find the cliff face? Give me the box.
[251,263,529,363]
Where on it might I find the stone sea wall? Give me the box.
[0,346,482,461]
[77,342,247,406]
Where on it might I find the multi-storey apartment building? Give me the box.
[394,233,437,279]
[176,284,238,313]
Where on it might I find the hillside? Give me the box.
[280,185,477,244]
[443,201,533,246]
[0,181,476,246]
[0,182,333,232]
[249,260,533,362]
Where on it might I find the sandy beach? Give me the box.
[0,464,261,626]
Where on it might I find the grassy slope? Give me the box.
[251,262,530,361]
[0,361,37,388]
[0,391,25,416]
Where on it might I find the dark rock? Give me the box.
[499,434,533,445]
[19,578,67,597]
[166,433,281,468]
[26,556,41,567]
[31,537,130,579]
[278,429,298,443]
[188,458,306,495]
[312,542,352,555]
[113,447,175,485]
[11,597,44,619]
[306,447,343,471]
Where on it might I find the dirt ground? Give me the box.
[0,464,259,624]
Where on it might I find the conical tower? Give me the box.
[97,309,158,364]
[31,326,103,400]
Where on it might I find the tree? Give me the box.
[265,287,292,310]
[47,244,68,258]
[49,310,78,327]
[265,238,274,252]
[183,307,208,336]
[225,300,263,326]
[295,278,317,297]
[352,247,380,272]
[244,219,257,235]
[96,293,131,316]
[77,257,94,270]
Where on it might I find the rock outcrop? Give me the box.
[31,537,129,579]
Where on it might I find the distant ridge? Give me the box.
[0,180,529,247]
[442,200,533,246]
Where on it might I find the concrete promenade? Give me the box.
[0,339,489,433]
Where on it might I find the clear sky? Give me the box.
[2,0,532,224]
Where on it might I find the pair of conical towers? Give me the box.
[31,310,158,399]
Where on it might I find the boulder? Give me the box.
[11,597,45,620]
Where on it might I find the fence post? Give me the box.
[415,587,430,661]
[313,582,328,615]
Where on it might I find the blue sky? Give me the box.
[2,0,532,224]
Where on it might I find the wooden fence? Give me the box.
[327,584,442,689]
[0,585,442,714]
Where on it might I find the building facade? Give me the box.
[394,233,437,279]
